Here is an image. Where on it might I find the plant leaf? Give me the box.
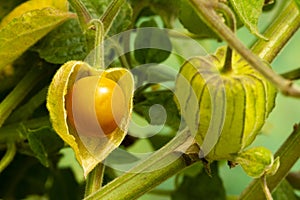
[32,0,132,64]
[150,0,181,28]
[134,90,181,130]
[171,163,226,200]
[229,0,266,39]
[179,0,219,39]
[49,168,81,200]
[134,19,172,64]
[0,7,72,71]
[273,179,299,200]
[82,0,132,36]
[27,127,64,167]
[0,0,68,28]
[47,61,134,177]
[32,19,89,64]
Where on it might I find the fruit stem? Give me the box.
[216,2,236,73]
[89,19,105,69]
[84,163,105,197]
[92,0,125,69]
[260,175,273,200]
[189,0,300,98]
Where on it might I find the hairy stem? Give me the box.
[85,163,105,197]
[189,0,300,97]
[89,19,104,69]
[216,2,236,73]
[84,129,199,200]
[68,0,92,30]
[100,0,125,35]
[260,175,273,200]
[251,1,300,63]
[240,123,300,199]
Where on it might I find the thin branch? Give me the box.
[0,142,16,173]
[189,0,300,97]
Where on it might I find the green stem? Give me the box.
[90,0,125,69]
[189,0,300,97]
[100,0,125,35]
[84,163,105,197]
[85,153,194,200]
[89,19,104,69]
[216,2,236,73]
[68,0,92,31]
[0,142,16,173]
[83,0,127,191]
[260,175,273,200]
[240,123,300,199]
[251,1,300,63]
[84,129,198,200]
[0,66,50,128]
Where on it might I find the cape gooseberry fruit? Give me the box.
[174,47,276,161]
[65,76,126,137]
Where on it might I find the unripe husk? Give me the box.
[174,47,277,163]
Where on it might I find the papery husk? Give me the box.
[47,61,134,177]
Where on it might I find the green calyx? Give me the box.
[174,46,277,163]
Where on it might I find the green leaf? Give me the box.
[0,154,49,198]
[83,0,132,35]
[33,0,132,64]
[150,0,180,28]
[179,0,219,39]
[32,19,89,64]
[0,0,68,28]
[228,0,266,39]
[134,90,181,130]
[134,19,172,64]
[27,127,64,167]
[49,168,82,200]
[235,146,277,178]
[171,162,226,200]
[0,7,72,71]
[273,179,300,200]
[106,1,132,36]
